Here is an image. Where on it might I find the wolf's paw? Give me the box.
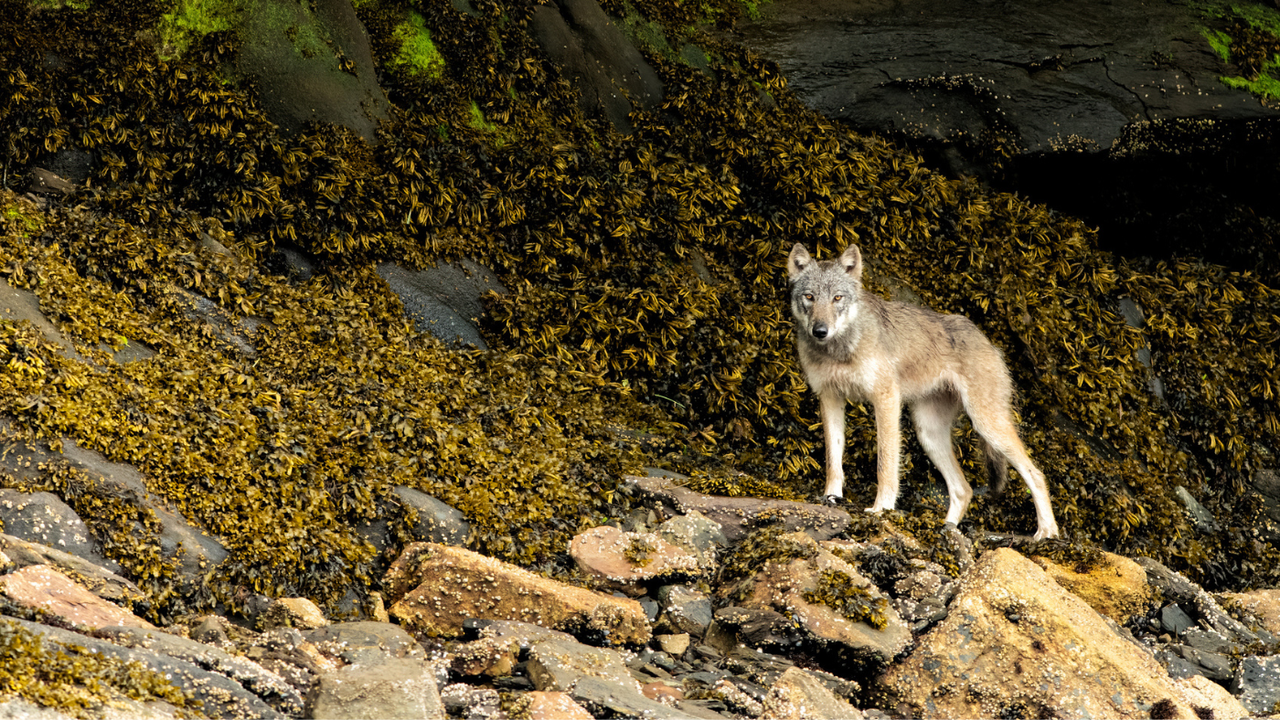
[821,494,842,506]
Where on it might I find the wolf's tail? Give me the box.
[982,439,1009,498]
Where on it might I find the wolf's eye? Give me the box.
[803,293,814,301]
[833,295,843,302]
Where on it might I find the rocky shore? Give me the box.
[2,467,1279,719]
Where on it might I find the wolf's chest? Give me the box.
[799,344,884,401]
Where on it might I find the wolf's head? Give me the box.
[787,244,863,345]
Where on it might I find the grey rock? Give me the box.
[8,617,285,719]
[527,0,663,133]
[97,625,303,715]
[657,584,715,637]
[657,510,729,569]
[628,475,851,542]
[376,260,506,349]
[307,655,445,720]
[391,485,470,545]
[1155,646,1204,681]
[1139,557,1261,645]
[1160,603,1194,636]
[1233,655,1280,715]
[572,674,701,720]
[305,621,425,661]
[236,0,389,140]
[164,284,262,357]
[1175,486,1219,533]
[0,532,140,607]
[0,490,120,573]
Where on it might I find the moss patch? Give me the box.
[389,10,445,80]
[1197,2,1280,103]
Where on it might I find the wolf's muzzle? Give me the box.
[811,324,829,340]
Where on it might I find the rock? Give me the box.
[0,279,94,365]
[733,531,910,671]
[569,525,704,594]
[655,510,729,570]
[736,0,1278,161]
[1172,675,1249,720]
[522,634,702,719]
[1032,550,1152,623]
[97,625,304,716]
[440,684,501,719]
[163,284,262,356]
[26,167,75,195]
[451,636,517,678]
[761,667,863,720]
[235,0,389,140]
[305,621,425,662]
[1174,486,1220,533]
[1232,655,1280,716]
[0,532,142,607]
[8,616,286,719]
[260,596,328,630]
[1218,588,1280,639]
[523,691,593,720]
[0,489,120,573]
[0,564,154,631]
[1138,556,1262,645]
[385,542,650,645]
[879,548,1203,719]
[656,584,714,637]
[527,0,663,133]
[657,633,690,656]
[376,260,506,349]
[307,655,445,720]
[1161,603,1195,636]
[391,485,470,545]
[628,475,851,543]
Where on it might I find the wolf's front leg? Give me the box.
[819,392,846,500]
[868,386,902,513]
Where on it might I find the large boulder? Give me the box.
[628,475,851,542]
[879,548,1212,718]
[1031,550,1152,624]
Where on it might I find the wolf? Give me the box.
[786,243,1060,540]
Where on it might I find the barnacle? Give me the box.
[802,568,889,630]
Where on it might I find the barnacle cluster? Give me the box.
[802,568,889,630]
[0,0,1277,631]
[717,525,817,600]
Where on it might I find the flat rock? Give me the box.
[376,260,506,349]
[761,667,863,720]
[628,475,851,543]
[656,584,714,637]
[305,621,425,662]
[391,485,470,545]
[307,655,445,720]
[1032,550,1152,624]
[0,564,154,631]
[524,691,593,720]
[385,542,650,645]
[0,532,141,606]
[569,525,704,594]
[655,510,728,570]
[880,548,1212,719]
[261,596,328,630]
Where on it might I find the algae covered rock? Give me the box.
[569,525,704,594]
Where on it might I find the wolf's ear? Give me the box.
[787,243,812,280]
[840,245,862,277]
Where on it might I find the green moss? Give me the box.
[389,11,444,80]
[802,568,889,629]
[1196,2,1280,101]
[0,618,197,717]
[158,0,243,59]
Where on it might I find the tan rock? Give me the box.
[1218,588,1280,637]
[569,525,703,595]
[0,564,154,630]
[1033,550,1152,623]
[656,632,690,656]
[761,667,863,720]
[451,636,517,677]
[880,548,1200,719]
[641,681,684,705]
[525,691,593,720]
[261,596,329,630]
[1172,675,1249,720]
[386,543,650,645]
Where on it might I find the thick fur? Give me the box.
[787,243,1059,540]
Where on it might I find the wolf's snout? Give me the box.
[811,324,829,340]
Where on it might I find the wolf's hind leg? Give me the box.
[912,394,971,527]
[972,413,1060,540]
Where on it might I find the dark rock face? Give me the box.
[735,0,1280,272]
[238,0,390,140]
[529,0,664,133]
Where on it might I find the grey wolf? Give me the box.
[786,243,1060,540]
